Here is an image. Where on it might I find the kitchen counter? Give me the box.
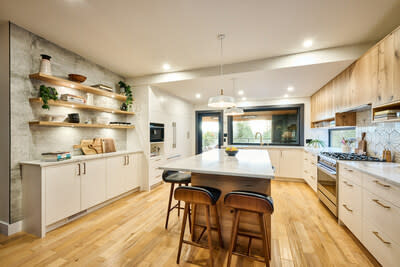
[20,149,143,167]
[223,145,304,150]
[159,149,274,179]
[339,161,400,187]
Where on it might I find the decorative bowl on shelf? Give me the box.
[68,74,87,83]
[225,147,239,156]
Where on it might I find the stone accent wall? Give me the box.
[10,24,129,222]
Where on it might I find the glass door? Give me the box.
[195,111,223,154]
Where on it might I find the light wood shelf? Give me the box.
[372,100,400,123]
[29,73,128,101]
[29,121,135,129]
[29,98,134,115]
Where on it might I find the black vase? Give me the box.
[120,103,128,111]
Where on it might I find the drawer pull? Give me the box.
[311,163,316,166]
[373,180,391,188]
[372,199,391,209]
[155,159,161,162]
[311,176,315,180]
[345,168,353,172]
[343,180,353,187]
[373,231,391,245]
[342,204,353,212]
[304,170,308,173]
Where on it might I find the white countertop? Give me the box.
[223,145,304,150]
[339,161,400,187]
[20,150,143,167]
[159,149,274,179]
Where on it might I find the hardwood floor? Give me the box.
[0,181,378,267]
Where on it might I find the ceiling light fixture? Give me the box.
[284,94,289,98]
[208,34,235,108]
[241,97,247,101]
[287,86,294,92]
[162,63,171,70]
[195,93,201,99]
[225,78,244,116]
[238,90,244,95]
[303,39,313,48]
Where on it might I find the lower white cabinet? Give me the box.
[21,151,142,238]
[303,151,317,192]
[266,148,303,179]
[45,163,81,225]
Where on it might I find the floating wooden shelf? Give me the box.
[29,98,134,115]
[29,73,128,101]
[372,100,400,123]
[311,117,335,128]
[29,121,135,129]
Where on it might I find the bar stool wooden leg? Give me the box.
[177,183,182,217]
[205,205,214,267]
[258,213,270,267]
[213,205,223,248]
[191,204,197,241]
[176,202,189,264]
[227,209,241,267]
[165,183,175,229]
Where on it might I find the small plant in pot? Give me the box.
[39,85,58,110]
[307,139,326,148]
[118,81,133,111]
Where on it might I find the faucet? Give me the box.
[255,132,263,146]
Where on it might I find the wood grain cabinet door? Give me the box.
[377,30,400,105]
[81,159,106,210]
[45,163,81,225]
[333,68,351,112]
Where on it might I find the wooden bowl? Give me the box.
[68,74,87,83]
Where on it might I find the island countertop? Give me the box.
[159,149,274,179]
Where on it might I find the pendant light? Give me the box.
[208,34,236,108]
[225,79,244,116]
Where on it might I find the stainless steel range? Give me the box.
[317,152,381,217]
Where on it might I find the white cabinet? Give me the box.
[266,148,303,179]
[303,151,317,192]
[125,153,141,191]
[45,163,81,225]
[149,156,165,186]
[106,155,127,199]
[81,159,107,210]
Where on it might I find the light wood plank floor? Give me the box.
[0,181,378,267]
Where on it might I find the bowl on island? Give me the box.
[225,147,239,156]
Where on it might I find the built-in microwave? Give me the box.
[150,123,164,142]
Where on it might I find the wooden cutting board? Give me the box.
[73,139,97,155]
[89,138,103,154]
[103,138,116,153]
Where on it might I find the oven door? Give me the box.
[317,163,337,216]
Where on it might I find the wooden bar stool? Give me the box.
[174,186,223,267]
[224,191,274,267]
[162,170,191,229]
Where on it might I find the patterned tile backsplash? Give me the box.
[356,109,400,162]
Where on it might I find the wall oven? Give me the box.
[150,123,164,142]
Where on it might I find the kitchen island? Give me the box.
[159,149,274,253]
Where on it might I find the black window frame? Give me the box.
[195,110,224,154]
[328,127,356,147]
[227,104,304,146]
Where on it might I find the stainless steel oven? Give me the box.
[150,123,164,142]
[317,162,337,216]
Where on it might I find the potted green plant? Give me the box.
[39,85,58,110]
[307,139,326,148]
[118,81,133,111]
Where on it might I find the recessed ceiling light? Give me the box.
[238,90,244,95]
[195,93,201,99]
[241,97,247,101]
[287,86,294,92]
[162,63,171,70]
[284,94,289,98]
[303,39,313,48]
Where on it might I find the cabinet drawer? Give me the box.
[364,174,400,208]
[363,220,400,267]
[364,189,400,245]
[339,164,362,186]
[339,178,362,239]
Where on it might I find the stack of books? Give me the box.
[41,151,71,162]
[374,110,400,121]
[60,94,86,104]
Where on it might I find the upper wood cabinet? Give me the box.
[377,29,400,105]
[333,67,351,112]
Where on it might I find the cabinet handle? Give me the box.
[311,163,316,166]
[304,170,308,173]
[304,158,308,161]
[343,180,353,187]
[78,163,81,176]
[127,156,130,165]
[342,204,353,212]
[372,231,391,245]
[155,159,161,162]
[373,180,391,188]
[311,176,315,180]
[345,168,353,172]
[124,156,127,166]
[83,162,86,175]
[372,199,391,209]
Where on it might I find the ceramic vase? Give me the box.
[39,54,52,75]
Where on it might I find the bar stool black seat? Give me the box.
[224,190,274,267]
[162,170,191,229]
[174,186,223,267]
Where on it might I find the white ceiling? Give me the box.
[155,60,354,104]
[1,0,400,77]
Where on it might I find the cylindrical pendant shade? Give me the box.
[225,107,244,116]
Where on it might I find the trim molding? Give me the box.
[0,220,22,236]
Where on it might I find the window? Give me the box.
[228,105,304,146]
[329,128,356,148]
